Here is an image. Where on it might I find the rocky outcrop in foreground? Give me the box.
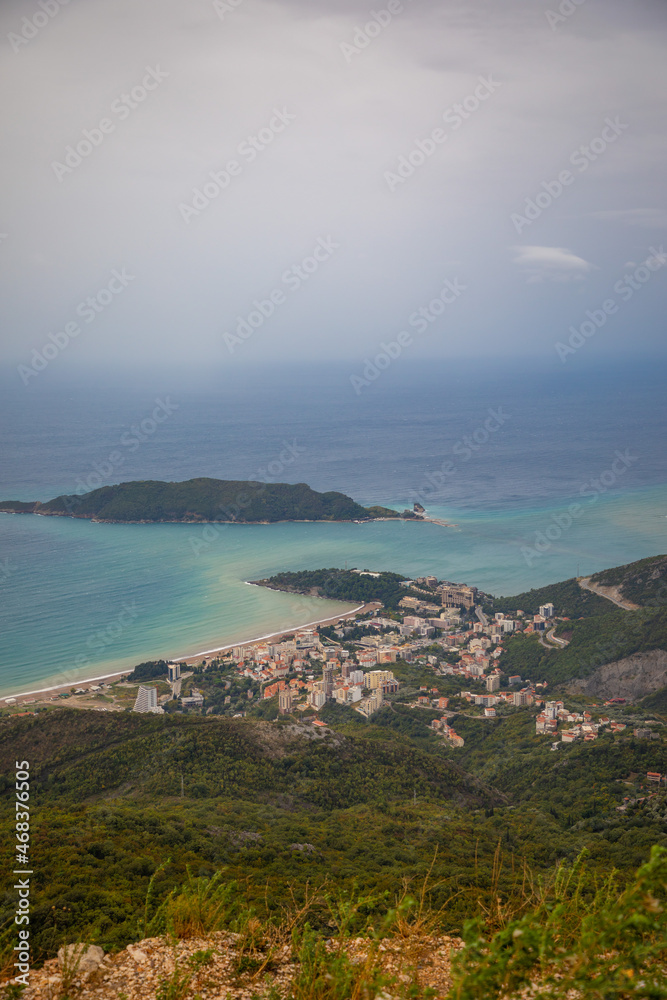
[9,930,463,1000]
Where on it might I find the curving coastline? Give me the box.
[1,595,370,704]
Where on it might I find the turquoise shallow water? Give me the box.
[1,360,665,698]
[1,482,666,698]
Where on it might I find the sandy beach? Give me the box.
[1,599,377,707]
[173,599,374,666]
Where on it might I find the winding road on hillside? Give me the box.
[579,576,639,611]
[537,626,569,649]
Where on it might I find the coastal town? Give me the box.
[115,572,664,778]
[3,572,664,784]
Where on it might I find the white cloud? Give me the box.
[510,246,596,283]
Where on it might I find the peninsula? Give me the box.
[0,477,415,524]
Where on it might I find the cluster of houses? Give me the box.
[432,718,464,747]
[617,771,667,811]
[206,582,560,728]
[146,577,662,763]
[220,629,401,718]
[533,700,629,742]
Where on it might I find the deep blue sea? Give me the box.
[1,359,666,697]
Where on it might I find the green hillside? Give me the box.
[0,479,403,523]
[0,709,502,958]
[255,567,412,609]
[641,686,667,714]
[2,555,667,973]
[493,558,667,687]
[500,605,667,685]
[1,704,666,965]
[487,576,616,618]
[0,710,488,809]
[591,553,667,607]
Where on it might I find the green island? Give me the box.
[2,554,667,996]
[0,478,412,524]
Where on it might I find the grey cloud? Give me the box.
[1,0,666,370]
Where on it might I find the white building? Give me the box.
[296,630,318,649]
[310,689,326,709]
[133,686,162,713]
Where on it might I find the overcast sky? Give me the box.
[1,0,666,375]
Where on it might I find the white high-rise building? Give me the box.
[133,686,161,713]
[168,663,181,682]
[310,689,326,709]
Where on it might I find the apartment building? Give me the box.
[440,584,477,609]
[278,688,293,714]
[133,686,161,714]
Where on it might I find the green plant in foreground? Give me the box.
[154,962,194,1000]
[2,986,26,999]
[188,948,214,971]
[286,868,443,1000]
[233,915,272,976]
[155,940,199,1000]
[139,861,238,941]
[165,867,237,939]
[290,924,387,1000]
[54,940,92,1000]
[139,858,172,939]
[449,845,667,999]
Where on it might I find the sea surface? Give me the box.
[1,359,666,698]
